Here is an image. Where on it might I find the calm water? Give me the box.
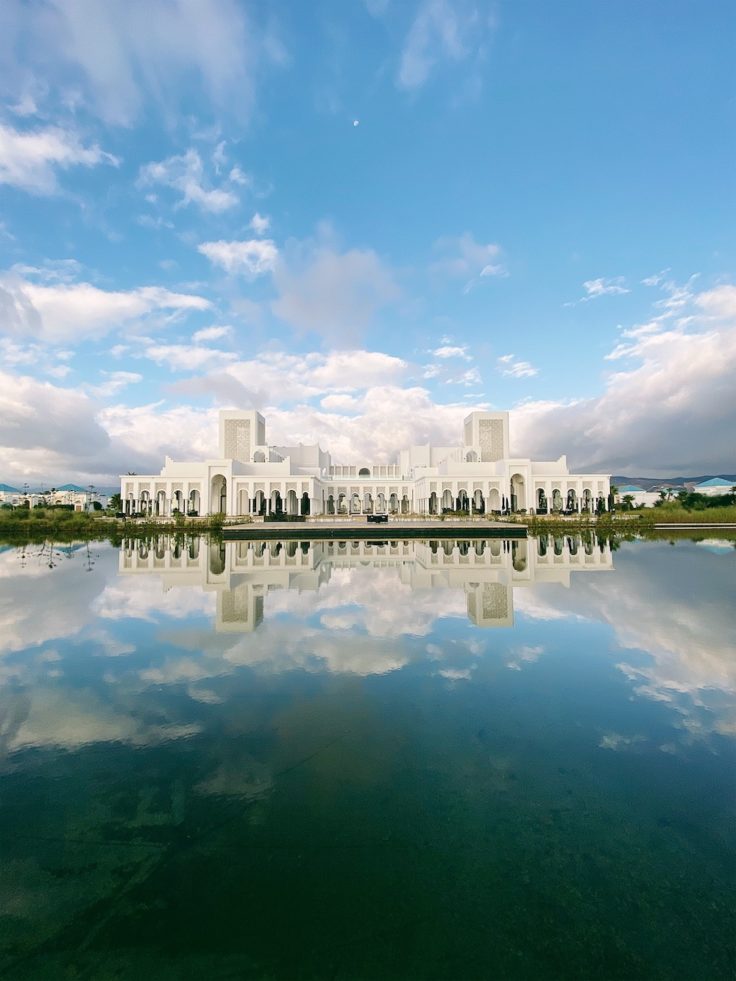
[0,534,734,980]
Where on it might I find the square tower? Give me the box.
[463,411,509,462]
[219,410,266,462]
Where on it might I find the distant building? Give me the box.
[615,484,664,508]
[692,477,735,497]
[0,483,21,506]
[120,409,611,517]
[0,483,107,510]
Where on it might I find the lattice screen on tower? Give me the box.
[224,419,251,462]
[478,419,504,462]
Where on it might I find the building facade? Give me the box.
[120,409,611,517]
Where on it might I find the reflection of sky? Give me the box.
[0,537,734,757]
[516,539,736,740]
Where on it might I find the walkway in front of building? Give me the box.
[222,517,527,540]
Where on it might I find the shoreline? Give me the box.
[1,512,736,544]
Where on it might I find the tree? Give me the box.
[109,492,122,511]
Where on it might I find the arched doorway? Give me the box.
[473,489,485,514]
[510,474,525,512]
[286,489,299,516]
[210,474,227,514]
[567,489,577,513]
[441,489,453,512]
[376,492,386,513]
[327,494,335,515]
[253,490,265,516]
[270,489,282,515]
[189,489,200,515]
[156,490,166,516]
[351,493,361,514]
[363,491,373,513]
[456,489,469,512]
[466,450,478,462]
[488,487,501,512]
[537,488,547,513]
[389,492,399,513]
[301,492,310,516]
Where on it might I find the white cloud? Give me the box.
[198,238,278,277]
[510,286,736,474]
[0,0,283,127]
[138,149,239,213]
[249,212,270,235]
[0,369,112,480]
[229,165,250,186]
[0,121,118,194]
[192,325,232,343]
[446,366,481,386]
[432,344,470,360]
[567,277,630,305]
[272,243,400,345]
[497,354,538,379]
[215,350,409,405]
[143,342,237,373]
[0,272,211,343]
[694,284,736,319]
[397,0,494,90]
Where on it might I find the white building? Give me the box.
[120,409,611,518]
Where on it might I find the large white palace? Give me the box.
[120,409,611,517]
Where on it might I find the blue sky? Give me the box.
[1,0,735,483]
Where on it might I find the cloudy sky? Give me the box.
[1,0,734,484]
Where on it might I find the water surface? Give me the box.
[1,534,734,979]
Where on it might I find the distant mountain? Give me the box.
[613,474,736,489]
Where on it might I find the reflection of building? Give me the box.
[119,535,614,631]
[120,409,610,518]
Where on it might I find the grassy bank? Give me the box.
[634,504,736,526]
[2,504,735,545]
[0,509,227,542]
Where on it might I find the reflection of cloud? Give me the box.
[436,667,474,681]
[195,757,272,799]
[0,545,114,658]
[264,565,467,640]
[0,687,200,754]
[506,644,545,671]
[520,542,736,740]
[94,578,216,622]
[598,731,646,751]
